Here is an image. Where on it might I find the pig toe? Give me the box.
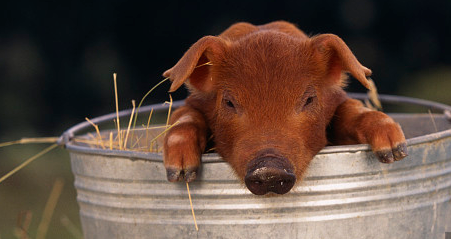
[375,149,395,163]
[393,142,408,161]
[183,167,198,182]
[374,142,408,164]
[166,167,199,182]
[166,167,183,182]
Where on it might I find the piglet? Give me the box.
[162,21,407,195]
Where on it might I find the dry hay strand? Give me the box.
[123,100,136,150]
[186,182,199,231]
[195,61,213,68]
[0,137,58,148]
[14,211,33,239]
[428,109,439,133]
[36,178,64,239]
[165,94,173,126]
[132,77,169,130]
[145,108,154,149]
[79,76,177,153]
[85,117,105,149]
[113,73,123,150]
[60,215,83,239]
[365,78,382,111]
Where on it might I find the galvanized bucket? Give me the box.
[61,94,451,239]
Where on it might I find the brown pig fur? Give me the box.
[162,21,407,190]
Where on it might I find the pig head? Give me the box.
[162,21,407,195]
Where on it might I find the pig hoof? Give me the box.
[375,142,408,164]
[166,167,198,182]
[375,149,395,163]
[183,168,198,183]
[393,142,408,161]
[166,167,183,182]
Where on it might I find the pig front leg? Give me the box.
[330,98,408,163]
[163,105,208,182]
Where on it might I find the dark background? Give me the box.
[1,0,450,238]
[1,0,451,139]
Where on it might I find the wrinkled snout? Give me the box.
[245,155,296,195]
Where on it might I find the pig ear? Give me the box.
[312,34,372,89]
[163,36,227,93]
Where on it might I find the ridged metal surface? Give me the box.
[64,96,451,239]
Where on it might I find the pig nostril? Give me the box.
[252,180,262,185]
[280,179,291,186]
[245,178,268,195]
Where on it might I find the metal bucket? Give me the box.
[61,94,451,239]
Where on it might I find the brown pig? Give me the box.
[162,21,407,195]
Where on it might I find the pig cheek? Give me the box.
[304,123,327,153]
[211,118,247,177]
[214,125,258,180]
[283,134,313,181]
[291,119,328,180]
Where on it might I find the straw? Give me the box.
[109,132,114,150]
[186,182,198,231]
[0,137,58,148]
[132,77,169,131]
[36,178,65,239]
[145,108,154,148]
[123,100,136,149]
[428,109,438,133]
[60,215,83,239]
[165,94,173,127]
[85,117,105,149]
[148,121,180,146]
[366,78,382,110]
[113,73,123,150]
[15,211,32,239]
[195,61,213,68]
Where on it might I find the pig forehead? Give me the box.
[216,45,319,84]
[214,55,318,94]
[213,34,323,94]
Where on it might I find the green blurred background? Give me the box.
[1,0,451,238]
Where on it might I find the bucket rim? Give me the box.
[61,93,451,163]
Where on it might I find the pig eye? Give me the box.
[222,91,237,113]
[225,99,235,108]
[305,96,315,107]
[301,96,316,112]
[298,86,317,113]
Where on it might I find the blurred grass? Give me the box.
[0,144,81,239]
[0,108,171,239]
[399,67,451,106]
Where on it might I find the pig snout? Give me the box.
[244,155,296,195]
